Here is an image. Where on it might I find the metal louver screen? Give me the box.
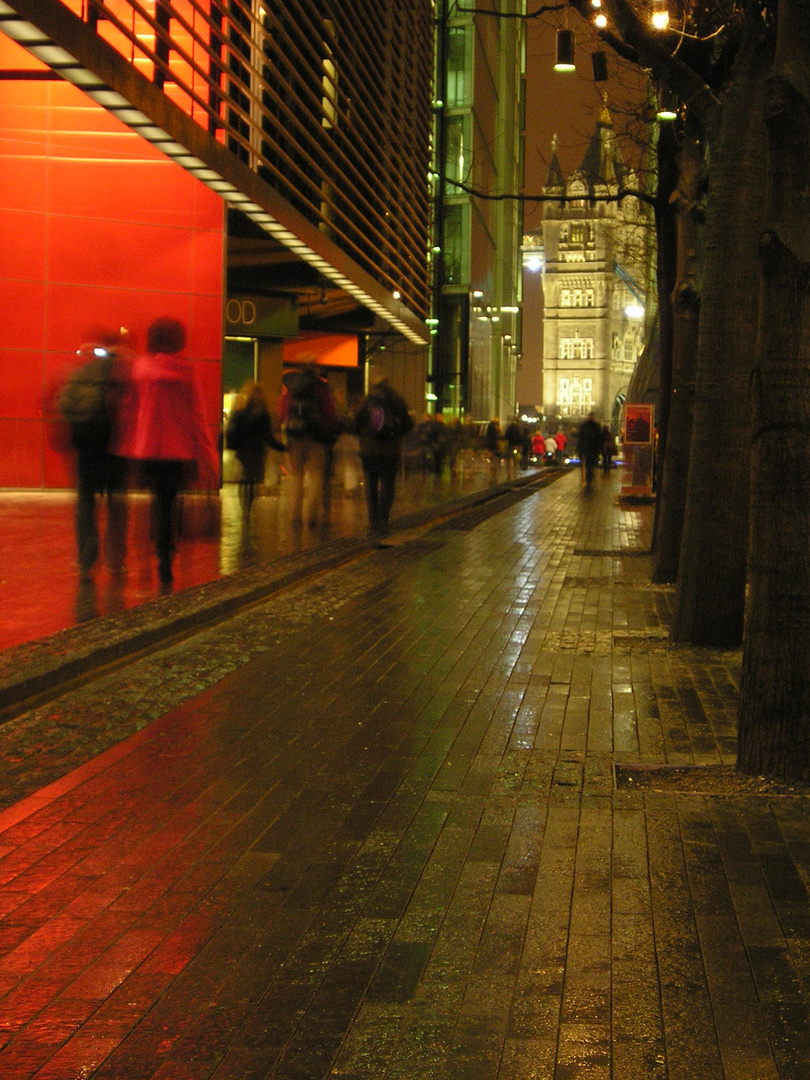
[80,0,433,318]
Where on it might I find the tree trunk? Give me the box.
[670,16,770,646]
[737,0,810,780]
[652,124,704,582]
[650,122,678,548]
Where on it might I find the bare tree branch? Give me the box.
[448,176,660,208]
[454,3,568,17]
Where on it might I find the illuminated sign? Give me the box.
[623,404,654,445]
[225,295,299,337]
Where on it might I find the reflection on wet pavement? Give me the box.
[0,458,525,651]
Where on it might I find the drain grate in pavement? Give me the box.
[573,548,650,557]
[615,763,810,796]
[562,577,672,592]
[612,629,669,645]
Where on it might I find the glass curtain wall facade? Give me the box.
[432,0,525,421]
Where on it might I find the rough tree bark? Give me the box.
[669,13,770,645]
[737,0,810,780]
[652,121,704,582]
[650,121,678,550]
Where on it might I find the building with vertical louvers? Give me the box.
[0,0,434,485]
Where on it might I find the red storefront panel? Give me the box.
[1,211,47,287]
[0,349,47,422]
[0,420,45,488]
[0,32,224,489]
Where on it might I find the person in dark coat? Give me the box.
[601,424,616,473]
[277,363,337,527]
[577,412,602,487]
[226,381,285,515]
[354,379,414,538]
[60,328,130,581]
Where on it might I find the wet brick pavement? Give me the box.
[0,457,522,654]
[0,469,808,1079]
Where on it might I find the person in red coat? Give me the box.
[115,317,218,585]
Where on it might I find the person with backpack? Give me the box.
[277,363,337,527]
[225,381,285,516]
[354,378,414,538]
[59,328,130,581]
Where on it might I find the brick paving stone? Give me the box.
[0,471,808,1077]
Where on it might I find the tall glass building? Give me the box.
[432,0,525,422]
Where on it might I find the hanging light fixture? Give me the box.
[594,11,607,28]
[651,0,669,30]
[555,29,576,72]
[656,86,678,121]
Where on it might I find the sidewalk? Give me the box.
[0,455,531,654]
[0,469,808,1079]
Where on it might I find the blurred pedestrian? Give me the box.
[532,430,546,462]
[225,380,285,516]
[544,432,557,463]
[504,418,523,478]
[577,413,602,487]
[601,424,616,473]
[484,418,501,459]
[554,428,568,465]
[417,413,447,478]
[354,378,414,538]
[114,317,219,586]
[277,363,337,527]
[521,425,532,470]
[59,328,130,580]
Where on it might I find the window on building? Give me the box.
[557,376,594,417]
[560,337,594,360]
[560,289,571,307]
[446,26,471,107]
[570,224,584,244]
[445,114,470,187]
[443,202,469,284]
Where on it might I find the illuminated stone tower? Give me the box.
[540,106,647,429]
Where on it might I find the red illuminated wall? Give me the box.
[0,33,224,488]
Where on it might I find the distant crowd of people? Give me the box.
[59,323,620,586]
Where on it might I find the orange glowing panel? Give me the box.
[282,333,359,369]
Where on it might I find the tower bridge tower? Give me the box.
[539,106,648,430]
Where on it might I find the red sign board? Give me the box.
[623,404,654,445]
